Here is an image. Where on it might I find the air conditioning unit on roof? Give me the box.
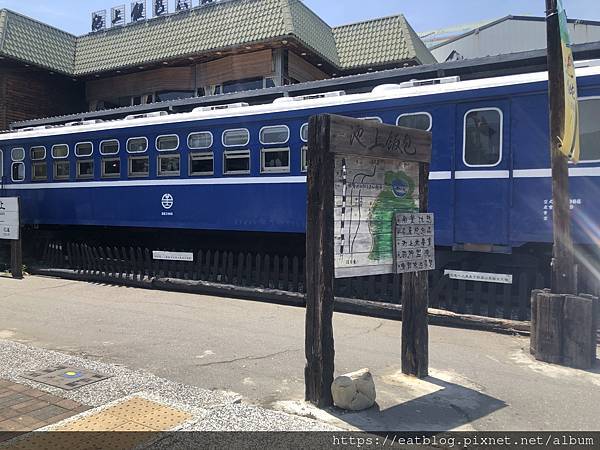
[192,102,250,113]
[273,91,346,104]
[125,111,168,120]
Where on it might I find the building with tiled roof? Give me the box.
[0,0,434,129]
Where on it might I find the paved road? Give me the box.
[0,275,599,431]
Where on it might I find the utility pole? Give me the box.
[546,0,576,295]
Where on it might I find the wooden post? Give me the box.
[305,114,335,407]
[9,197,22,280]
[534,293,564,364]
[562,295,594,369]
[546,0,576,295]
[401,163,430,378]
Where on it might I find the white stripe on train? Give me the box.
[4,167,600,190]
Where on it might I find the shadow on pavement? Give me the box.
[327,376,507,432]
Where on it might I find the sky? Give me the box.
[0,0,598,35]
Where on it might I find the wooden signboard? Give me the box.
[305,114,432,407]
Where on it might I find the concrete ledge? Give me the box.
[29,267,531,336]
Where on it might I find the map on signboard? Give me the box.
[334,156,419,278]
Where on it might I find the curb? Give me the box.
[29,267,531,336]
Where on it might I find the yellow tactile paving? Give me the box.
[3,397,193,450]
[55,397,192,432]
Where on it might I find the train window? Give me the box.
[75,142,93,157]
[189,152,214,176]
[127,137,148,154]
[100,140,120,155]
[52,144,69,159]
[223,150,250,174]
[30,146,46,161]
[102,158,121,178]
[128,156,149,177]
[156,135,179,151]
[361,117,383,123]
[77,160,94,179]
[11,148,25,162]
[0,149,3,178]
[54,161,70,180]
[260,126,290,145]
[188,132,213,150]
[301,146,308,172]
[11,163,25,182]
[300,123,308,143]
[32,162,47,181]
[158,154,180,177]
[579,98,600,162]
[223,129,250,147]
[463,108,503,167]
[397,113,432,131]
[261,148,290,173]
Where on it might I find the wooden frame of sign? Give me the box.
[0,197,22,279]
[305,114,432,407]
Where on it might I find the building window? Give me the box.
[127,137,148,154]
[189,152,214,176]
[156,135,179,151]
[77,160,94,179]
[224,150,250,174]
[54,161,70,180]
[301,146,308,172]
[261,148,290,173]
[11,163,25,182]
[128,156,149,177]
[223,129,250,147]
[155,91,195,102]
[463,108,503,167]
[158,154,180,177]
[579,97,600,162]
[52,144,69,159]
[102,158,121,178]
[75,142,93,157]
[100,140,120,155]
[188,132,213,149]
[260,125,290,145]
[397,112,432,131]
[300,123,308,143]
[30,146,46,161]
[11,148,25,162]
[222,77,263,94]
[32,162,47,181]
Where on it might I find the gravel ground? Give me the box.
[0,340,339,432]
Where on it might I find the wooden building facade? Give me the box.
[0,1,435,129]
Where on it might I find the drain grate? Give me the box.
[22,365,111,390]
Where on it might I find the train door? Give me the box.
[453,101,511,249]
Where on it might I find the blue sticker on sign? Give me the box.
[391,179,409,198]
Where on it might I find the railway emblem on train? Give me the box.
[161,194,174,210]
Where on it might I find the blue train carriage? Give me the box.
[0,63,599,263]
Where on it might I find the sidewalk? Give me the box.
[0,275,599,435]
[0,339,338,447]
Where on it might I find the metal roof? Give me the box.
[0,1,434,76]
[421,15,600,51]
